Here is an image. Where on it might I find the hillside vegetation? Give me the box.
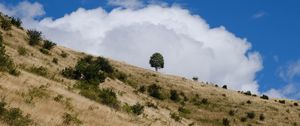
[0,13,299,126]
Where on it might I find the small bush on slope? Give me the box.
[10,17,22,28]
[43,40,56,50]
[29,66,48,77]
[0,34,19,75]
[77,83,120,109]
[170,90,181,102]
[147,84,166,100]
[123,103,144,115]
[0,101,33,126]
[1,18,11,31]
[62,112,82,126]
[62,56,114,86]
[27,29,42,46]
[18,46,27,56]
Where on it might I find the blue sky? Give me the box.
[1,0,300,99]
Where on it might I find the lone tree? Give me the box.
[149,52,164,71]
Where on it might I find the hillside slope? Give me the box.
[0,14,300,126]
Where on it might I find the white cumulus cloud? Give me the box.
[0,1,263,94]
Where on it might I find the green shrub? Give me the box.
[240,117,247,122]
[0,101,33,126]
[98,88,119,109]
[62,112,82,126]
[52,58,58,64]
[29,66,48,77]
[222,118,230,126]
[39,48,50,55]
[131,103,144,115]
[260,95,269,100]
[27,30,42,46]
[54,94,63,102]
[73,56,113,85]
[170,90,181,102]
[60,51,68,58]
[0,34,18,75]
[114,71,127,82]
[146,102,158,109]
[246,100,252,104]
[1,19,12,31]
[170,112,181,122]
[247,111,255,119]
[259,114,265,121]
[279,100,285,104]
[178,107,190,114]
[18,46,27,56]
[244,91,252,96]
[192,77,198,81]
[43,40,56,50]
[147,84,165,100]
[138,85,146,93]
[229,110,235,116]
[61,67,76,79]
[10,17,22,28]
[22,85,49,104]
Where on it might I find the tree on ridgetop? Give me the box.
[149,52,164,71]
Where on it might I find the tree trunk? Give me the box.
[155,67,158,72]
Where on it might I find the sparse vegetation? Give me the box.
[18,46,27,56]
[1,18,12,31]
[247,111,255,119]
[147,84,165,100]
[260,94,269,100]
[0,34,19,75]
[98,88,119,109]
[178,106,190,114]
[27,29,42,46]
[131,103,144,115]
[10,17,22,28]
[244,91,252,96]
[22,85,49,104]
[229,110,235,116]
[170,112,181,122]
[192,77,198,81]
[43,40,56,50]
[146,102,158,109]
[222,118,230,126]
[62,112,82,126]
[138,85,146,93]
[52,58,58,64]
[61,51,68,58]
[0,101,33,126]
[279,100,286,104]
[170,90,181,102]
[29,66,48,77]
[39,48,50,55]
[222,85,227,89]
[259,114,265,121]
[294,102,299,106]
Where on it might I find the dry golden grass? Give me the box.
[0,21,299,126]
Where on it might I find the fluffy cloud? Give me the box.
[0,1,263,93]
[0,1,44,18]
